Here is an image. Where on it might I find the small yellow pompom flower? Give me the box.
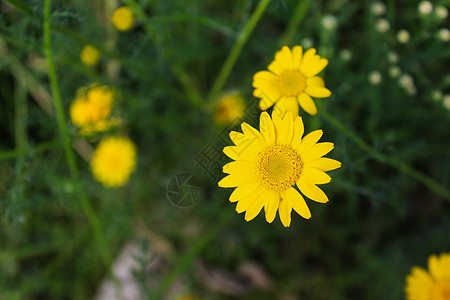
[70,85,120,135]
[112,7,135,32]
[253,46,331,116]
[80,45,100,66]
[214,92,246,125]
[218,111,341,227]
[91,136,137,188]
[405,253,450,300]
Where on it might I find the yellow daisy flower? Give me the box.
[405,253,450,300]
[91,136,137,188]
[218,111,341,227]
[111,7,135,32]
[214,92,246,126]
[253,46,331,116]
[80,45,100,66]
[70,85,120,135]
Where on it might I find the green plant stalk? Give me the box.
[279,0,310,47]
[208,0,272,105]
[43,0,112,267]
[43,0,77,178]
[319,108,450,201]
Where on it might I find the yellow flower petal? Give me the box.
[244,191,267,221]
[428,254,445,281]
[264,190,280,223]
[268,60,284,75]
[292,45,303,69]
[304,58,328,77]
[273,111,294,145]
[236,188,264,213]
[300,167,332,184]
[301,142,334,162]
[241,122,266,150]
[298,93,317,115]
[296,129,323,154]
[223,145,256,161]
[218,173,254,188]
[278,190,292,227]
[259,111,276,145]
[303,158,342,171]
[286,187,311,219]
[273,96,299,118]
[305,86,332,98]
[290,116,305,149]
[223,160,255,175]
[275,46,294,70]
[229,181,261,203]
[306,76,325,87]
[297,178,329,203]
[299,48,317,74]
[258,94,279,110]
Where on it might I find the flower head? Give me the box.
[418,1,433,15]
[397,29,411,43]
[70,85,120,135]
[436,6,448,19]
[91,136,137,188]
[214,92,246,125]
[371,2,386,16]
[112,7,135,31]
[80,45,100,66]
[218,111,341,227]
[375,18,390,32]
[253,46,331,116]
[368,71,382,85]
[438,28,450,42]
[405,253,450,300]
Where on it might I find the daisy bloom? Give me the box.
[253,46,331,116]
[112,6,135,32]
[91,136,137,188]
[218,111,341,227]
[70,85,120,135]
[214,92,246,126]
[80,45,100,66]
[397,29,410,43]
[405,253,450,300]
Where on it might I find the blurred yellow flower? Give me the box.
[70,85,120,135]
[91,136,137,188]
[218,111,341,227]
[214,92,245,125]
[112,7,135,31]
[80,45,100,66]
[253,46,331,116]
[405,253,450,300]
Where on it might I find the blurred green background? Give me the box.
[0,0,449,299]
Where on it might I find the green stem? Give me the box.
[0,140,60,161]
[319,108,450,201]
[279,0,310,47]
[208,0,272,105]
[43,0,112,267]
[43,0,77,178]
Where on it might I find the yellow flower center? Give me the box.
[257,144,303,191]
[432,280,450,300]
[278,70,306,96]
